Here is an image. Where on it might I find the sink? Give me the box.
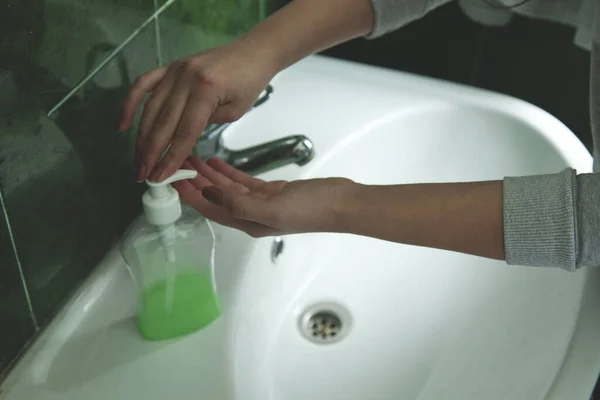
[2,55,600,400]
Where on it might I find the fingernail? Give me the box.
[202,186,224,206]
[147,165,163,183]
[136,164,147,183]
[154,164,167,182]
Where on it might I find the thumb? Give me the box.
[202,186,278,226]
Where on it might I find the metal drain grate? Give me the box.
[299,303,351,344]
[307,311,342,341]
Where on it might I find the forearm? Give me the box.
[236,0,455,75]
[336,181,505,260]
[239,0,375,73]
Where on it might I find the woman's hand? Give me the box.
[119,40,276,183]
[172,156,356,237]
[174,156,505,261]
[119,0,375,184]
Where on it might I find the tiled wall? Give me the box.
[0,0,267,381]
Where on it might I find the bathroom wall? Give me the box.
[0,0,267,381]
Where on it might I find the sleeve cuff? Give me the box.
[365,0,453,39]
[503,168,578,270]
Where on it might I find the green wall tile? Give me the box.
[0,0,159,376]
[0,0,272,383]
[0,192,37,381]
[158,0,267,63]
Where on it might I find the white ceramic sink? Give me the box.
[3,55,600,400]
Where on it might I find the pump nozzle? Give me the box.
[146,169,198,200]
[142,169,198,262]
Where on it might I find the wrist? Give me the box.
[330,183,413,238]
[237,0,375,76]
[234,30,284,78]
[330,180,505,260]
[329,180,369,233]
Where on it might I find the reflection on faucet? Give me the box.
[194,85,315,176]
[226,135,314,175]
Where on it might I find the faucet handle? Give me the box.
[198,84,274,144]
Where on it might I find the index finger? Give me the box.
[150,88,217,182]
[205,158,265,190]
[173,178,270,234]
[119,66,167,131]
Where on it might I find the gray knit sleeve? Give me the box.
[367,0,453,38]
[364,1,600,270]
[504,168,600,270]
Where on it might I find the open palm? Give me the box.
[172,156,353,237]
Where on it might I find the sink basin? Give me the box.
[3,55,600,400]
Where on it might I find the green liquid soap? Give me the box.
[137,271,221,341]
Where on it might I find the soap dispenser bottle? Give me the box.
[121,169,220,341]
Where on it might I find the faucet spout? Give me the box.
[193,84,315,176]
[224,135,314,175]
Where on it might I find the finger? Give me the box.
[172,179,208,210]
[173,180,273,236]
[181,159,213,191]
[141,80,193,182]
[206,158,264,190]
[180,159,196,171]
[150,87,218,182]
[134,70,180,181]
[198,161,251,194]
[173,180,227,222]
[203,186,279,227]
[190,158,232,186]
[137,67,178,144]
[120,67,167,131]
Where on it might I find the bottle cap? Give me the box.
[142,169,198,227]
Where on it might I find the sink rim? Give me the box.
[2,54,598,400]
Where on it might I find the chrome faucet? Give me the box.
[193,85,314,176]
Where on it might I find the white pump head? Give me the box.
[142,169,198,227]
[142,169,197,262]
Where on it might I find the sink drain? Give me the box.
[298,302,351,344]
[306,311,341,341]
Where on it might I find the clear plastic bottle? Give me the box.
[120,170,220,341]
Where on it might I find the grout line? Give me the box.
[259,0,266,20]
[153,0,164,67]
[0,190,39,330]
[47,0,177,117]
